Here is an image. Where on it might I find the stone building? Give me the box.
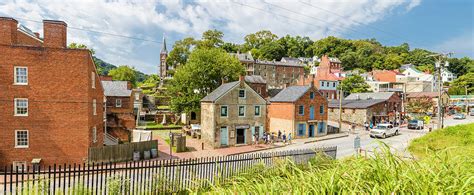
[0,17,104,168]
[244,75,268,98]
[268,83,328,138]
[200,76,267,148]
[102,80,136,142]
[328,92,402,125]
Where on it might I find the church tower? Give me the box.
[159,35,168,79]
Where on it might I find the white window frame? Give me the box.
[13,161,27,171]
[93,99,97,116]
[14,98,28,116]
[238,105,246,117]
[135,93,140,101]
[14,66,28,85]
[15,130,29,148]
[92,126,97,143]
[255,105,261,117]
[91,72,96,89]
[116,99,122,108]
[220,105,228,118]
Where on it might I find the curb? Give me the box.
[303,133,349,144]
[226,145,286,156]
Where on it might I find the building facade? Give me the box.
[268,85,328,138]
[102,80,136,142]
[200,77,267,148]
[0,17,104,167]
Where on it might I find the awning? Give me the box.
[31,158,42,164]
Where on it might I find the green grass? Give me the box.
[156,105,170,110]
[191,144,473,194]
[145,121,182,129]
[408,123,474,158]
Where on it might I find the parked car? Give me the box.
[370,124,399,139]
[470,110,474,116]
[408,120,424,130]
[453,113,466,120]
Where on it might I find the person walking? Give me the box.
[282,133,287,144]
[288,133,292,144]
[364,121,369,131]
[267,133,271,145]
[252,133,256,145]
[278,130,282,141]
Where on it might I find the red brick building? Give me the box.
[298,55,344,100]
[268,82,328,139]
[0,17,104,168]
[102,80,136,142]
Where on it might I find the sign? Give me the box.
[354,135,361,149]
[424,116,431,125]
[235,124,250,129]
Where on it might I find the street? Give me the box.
[256,115,474,159]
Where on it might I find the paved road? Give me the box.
[258,115,474,159]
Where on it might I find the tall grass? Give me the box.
[192,144,474,194]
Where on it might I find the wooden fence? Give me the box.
[88,140,158,163]
[1,146,336,194]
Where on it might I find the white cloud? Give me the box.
[433,32,474,58]
[0,0,422,74]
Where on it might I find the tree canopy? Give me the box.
[108,65,138,86]
[338,75,371,93]
[168,48,245,113]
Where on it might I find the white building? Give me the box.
[401,66,437,92]
[441,69,456,82]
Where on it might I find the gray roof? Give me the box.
[255,59,304,67]
[270,85,311,102]
[345,92,394,101]
[102,81,132,97]
[328,99,386,109]
[245,75,266,84]
[201,81,239,102]
[281,57,302,64]
[229,52,254,62]
[268,88,283,98]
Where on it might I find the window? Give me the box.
[238,106,246,117]
[320,105,324,114]
[255,106,261,116]
[135,93,140,101]
[116,99,122,107]
[13,161,27,171]
[310,92,315,99]
[298,105,304,115]
[220,106,228,117]
[93,99,97,115]
[15,130,28,148]
[239,89,246,98]
[14,67,28,85]
[333,82,336,88]
[92,126,97,143]
[14,98,28,116]
[321,81,325,87]
[352,109,356,114]
[326,82,329,87]
[298,124,306,136]
[91,72,95,89]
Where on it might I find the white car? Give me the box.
[370,124,399,139]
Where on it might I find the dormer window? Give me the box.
[239,89,246,98]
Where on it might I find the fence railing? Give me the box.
[88,140,158,163]
[1,146,336,194]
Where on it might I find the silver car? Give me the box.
[370,124,399,139]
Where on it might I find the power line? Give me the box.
[298,0,428,47]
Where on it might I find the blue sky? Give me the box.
[1,0,472,75]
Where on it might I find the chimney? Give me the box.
[239,75,245,86]
[127,81,132,90]
[0,17,18,45]
[34,32,40,38]
[310,74,315,88]
[299,75,305,86]
[43,20,67,48]
[221,77,226,85]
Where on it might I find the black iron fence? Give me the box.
[1,146,336,194]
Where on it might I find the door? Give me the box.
[309,125,315,137]
[220,127,228,146]
[310,106,315,120]
[318,122,325,134]
[236,129,245,144]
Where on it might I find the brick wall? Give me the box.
[0,18,104,167]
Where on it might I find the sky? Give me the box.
[1,0,473,75]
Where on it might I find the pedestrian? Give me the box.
[282,133,287,144]
[370,121,373,129]
[288,133,292,144]
[351,123,356,132]
[278,130,282,141]
[267,133,271,145]
[364,121,369,131]
[255,133,259,144]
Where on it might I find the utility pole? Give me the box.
[431,52,452,129]
[338,89,343,132]
[466,85,469,113]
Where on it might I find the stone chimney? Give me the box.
[310,74,315,88]
[0,17,18,45]
[221,77,226,85]
[126,81,132,90]
[43,20,67,48]
[239,75,245,87]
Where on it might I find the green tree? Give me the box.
[448,57,474,77]
[243,30,278,50]
[166,37,196,70]
[449,72,474,95]
[259,41,286,60]
[108,65,137,86]
[406,98,434,113]
[197,29,224,49]
[168,48,245,113]
[139,74,160,88]
[338,75,371,93]
[68,43,96,55]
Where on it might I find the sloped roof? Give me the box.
[201,81,239,102]
[270,85,311,102]
[268,88,283,98]
[255,59,304,67]
[229,52,254,62]
[406,92,440,98]
[328,99,386,109]
[345,92,395,101]
[102,81,132,97]
[245,75,266,84]
[281,57,302,64]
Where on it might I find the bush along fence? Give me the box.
[1,146,337,194]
